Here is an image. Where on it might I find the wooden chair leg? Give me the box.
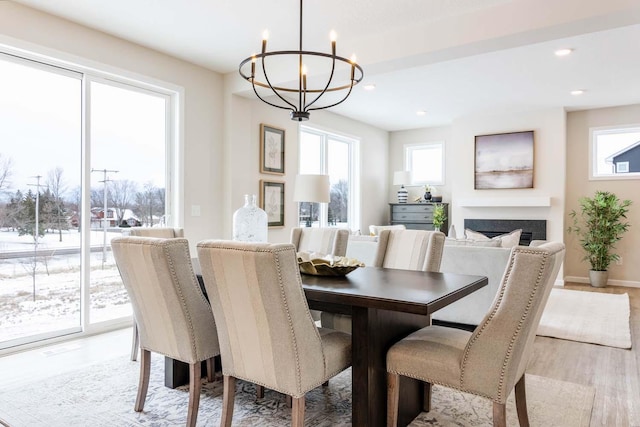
[134,349,151,411]
[387,372,400,427]
[493,402,506,427]
[186,362,202,427]
[221,375,236,427]
[291,396,305,427]
[130,321,139,362]
[206,358,215,383]
[286,395,293,408]
[515,374,530,427]
[256,385,265,399]
[423,381,432,412]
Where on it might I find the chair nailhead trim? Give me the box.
[460,247,549,401]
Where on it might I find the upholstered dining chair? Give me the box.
[111,236,219,427]
[386,242,565,427]
[322,229,446,333]
[196,240,352,427]
[372,228,446,272]
[127,227,184,361]
[290,227,349,257]
[290,227,349,322]
[129,226,184,238]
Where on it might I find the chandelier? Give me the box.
[238,0,364,121]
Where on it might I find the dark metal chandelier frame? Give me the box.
[238,0,364,121]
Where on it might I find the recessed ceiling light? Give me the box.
[571,89,585,95]
[555,48,573,57]
[416,110,427,116]
[363,83,376,91]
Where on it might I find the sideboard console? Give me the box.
[389,203,449,234]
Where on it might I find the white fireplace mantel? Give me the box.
[457,197,551,207]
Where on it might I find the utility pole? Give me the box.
[91,168,118,269]
[27,175,43,302]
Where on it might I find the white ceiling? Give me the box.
[11,0,640,131]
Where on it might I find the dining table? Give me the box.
[171,261,487,427]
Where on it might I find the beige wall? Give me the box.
[565,104,640,285]
[0,2,224,252]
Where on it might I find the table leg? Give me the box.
[164,356,221,389]
[351,306,430,427]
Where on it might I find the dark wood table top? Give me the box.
[300,266,488,316]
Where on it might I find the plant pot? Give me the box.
[589,270,609,288]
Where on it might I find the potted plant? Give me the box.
[568,191,632,287]
[432,203,447,232]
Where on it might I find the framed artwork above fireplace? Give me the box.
[474,130,534,189]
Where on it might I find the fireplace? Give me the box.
[464,219,546,246]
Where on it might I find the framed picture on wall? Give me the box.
[474,130,534,189]
[260,180,285,227]
[260,124,285,175]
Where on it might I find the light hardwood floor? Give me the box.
[527,283,640,426]
[0,284,638,426]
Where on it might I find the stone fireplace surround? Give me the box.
[464,219,547,246]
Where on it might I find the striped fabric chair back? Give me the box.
[290,227,349,256]
[197,240,327,397]
[373,229,445,272]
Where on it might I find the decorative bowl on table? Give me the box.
[297,253,364,276]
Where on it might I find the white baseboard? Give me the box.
[564,275,640,288]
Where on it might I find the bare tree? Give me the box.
[0,154,12,192]
[46,167,68,241]
[134,182,157,226]
[70,185,81,230]
[329,179,349,223]
[90,187,104,209]
[109,179,138,225]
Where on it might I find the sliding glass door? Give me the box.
[0,55,83,346]
[0,52,174,350]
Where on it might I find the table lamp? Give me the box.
[393,171,411,203]
[293,174,330,227]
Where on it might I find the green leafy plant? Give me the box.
[568,191,631,271]
[432,203,447,231]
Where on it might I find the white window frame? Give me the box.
[404,141,445,185]
[298,125,360,230]
[589,125,640,180]
[0,40,183,350]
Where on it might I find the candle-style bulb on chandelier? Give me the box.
[238,0,364,121]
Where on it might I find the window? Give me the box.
[298,126,359,230]
[590,126,640,180]
[0,49,178,350]
[404,141,445,185]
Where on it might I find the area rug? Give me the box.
[538,288,632,349]
[0,353,593,427]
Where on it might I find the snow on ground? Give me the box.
[0,229,132,344]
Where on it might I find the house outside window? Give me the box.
[590,125,640,180]
[298,126,359,230]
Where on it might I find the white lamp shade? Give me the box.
[393,171,412,186]
[293,174,330,203]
